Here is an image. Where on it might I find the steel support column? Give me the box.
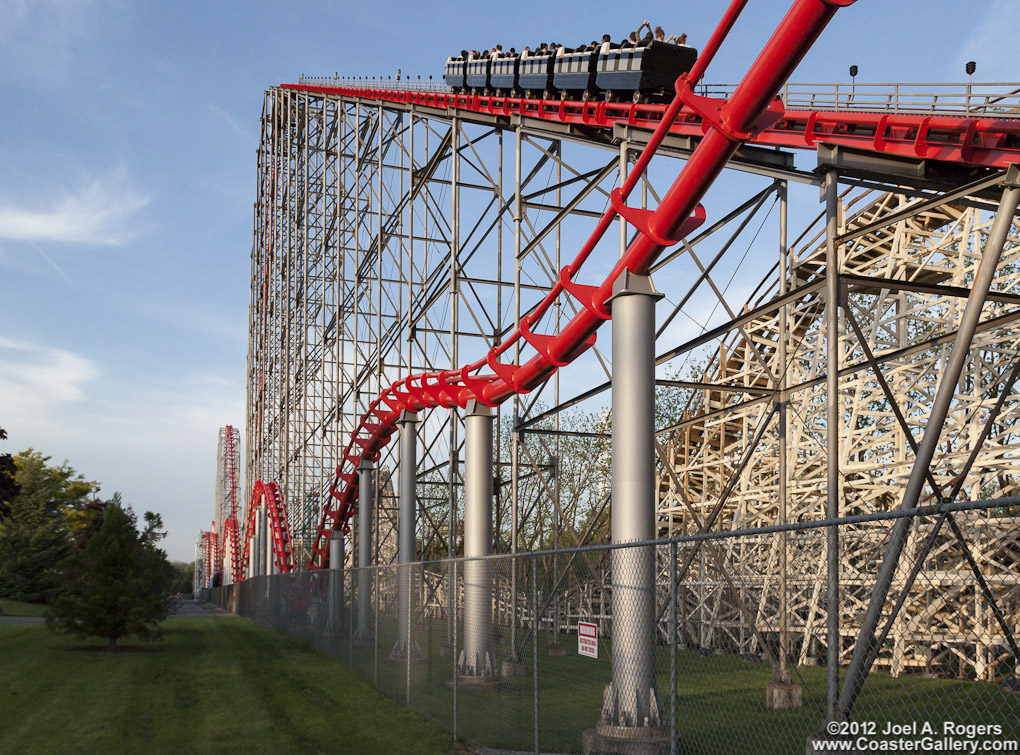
[392,411,423,661]
[259,506,268,577]
[329,531,345,633]
[354,460,375,643]
[249,512,259,579]
[824,170,841,719]
[329,532,344,569]
[264,505,273,576]
[458,400,498,679]
[587,271,668,753]
[834,175,1020,722]
[194,542,200,594]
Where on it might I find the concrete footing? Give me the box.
[389,639,425,663]
[446,672,505,691]
[766,681,803,709]
[766,669,803,709]
[502,658,528,677]
[457,648,498,677]
[351,631,374,648]
[583,723,675,755]
[449,646,502,689]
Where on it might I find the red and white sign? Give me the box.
[578,621,598,659]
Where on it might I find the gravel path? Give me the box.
[0,601,228,623]
[174,600,229,617]
[0,615,45,625]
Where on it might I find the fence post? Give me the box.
[453,558,459,741]
[349,568,355,667]
[533,556,540,755]
[670,541,678,755]
[374,566,379,686]
[407,563,413,706]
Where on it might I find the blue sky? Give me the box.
[0,0,1016,562]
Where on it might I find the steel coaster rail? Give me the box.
[297,74,1020,120]
[280,87,1020,169]
[301,0,857,569]
[284,86,1020,171]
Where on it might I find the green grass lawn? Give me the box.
[0,597,47,616]
[0,615,462,754]
[317,613,1020,754]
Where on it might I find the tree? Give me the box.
[0,450,98,602]
[47,497,175,650]
[169,561,195,594]
[0,427,19,521]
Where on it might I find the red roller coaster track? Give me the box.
[204,526,218,587]
[284,82,1020,172]
[295,0,917,569]
[223,515,241,582]
[240,480,296,575]
[222,425,246,584]
[281,88,1020,172]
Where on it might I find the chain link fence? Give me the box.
[211,501,1020,753]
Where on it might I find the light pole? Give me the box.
[966,61,976,114]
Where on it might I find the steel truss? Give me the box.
[247,86,646,575]
[246,70,1020,726]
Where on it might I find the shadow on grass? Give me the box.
[61,644,159,653]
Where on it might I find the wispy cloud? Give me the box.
[0,352,245,561]
[0,169,150,246]
[210,104,257,143]
[0,337,98,410]
[25,239,84,293]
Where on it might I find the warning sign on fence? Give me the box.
[578,621,598,659]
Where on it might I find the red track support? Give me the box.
[302,0,866,570]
